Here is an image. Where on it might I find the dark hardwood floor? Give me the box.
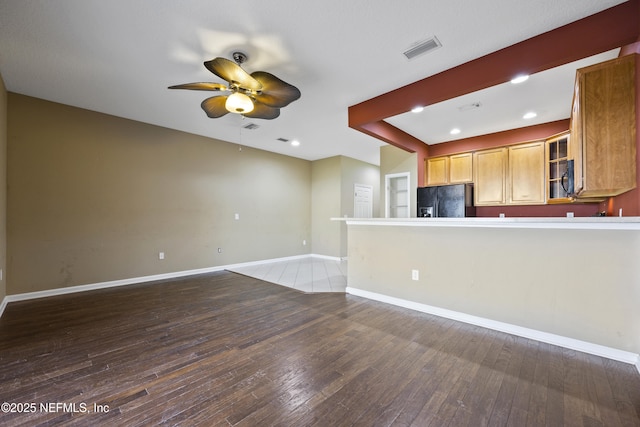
[1,271,639,426]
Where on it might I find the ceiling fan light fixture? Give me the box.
[170,54,300,120]
[226,92,254,114]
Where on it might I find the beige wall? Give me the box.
[380,145,417,218]
[7,94,311,294]
[347,223,640,355]
[0,75,6,302]
[311,156,342,256]
[338,156,379,254]
[311,156,380,257]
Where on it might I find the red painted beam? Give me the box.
[360,121,430,184]
[349,0,640,154]
[360,121,425,153]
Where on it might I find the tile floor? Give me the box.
[227,256,347,293]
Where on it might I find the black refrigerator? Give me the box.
[417,184,475,217]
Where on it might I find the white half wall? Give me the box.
[345,219,640,370]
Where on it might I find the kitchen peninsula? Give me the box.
[339,217,640,372]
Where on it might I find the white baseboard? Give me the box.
[0,296,8,320]
[310,254,343,262]
[347,286,640,373]
[1,254,318,308]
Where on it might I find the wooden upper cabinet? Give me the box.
[572,54,637,198]
[449,153,473,184]
[474,143,545,206]
[426,156,449,186]
[426,153,473,186]
[508,141,546,204]
[546,132,573,203]
[474,147,507,205]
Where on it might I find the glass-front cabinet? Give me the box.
[546,132,571,203]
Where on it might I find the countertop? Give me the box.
[332,216,640,230]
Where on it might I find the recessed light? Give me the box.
[450,128,461,135]
[411,106,424,113]
[511,74,529,84]
[523,111,537,119]
[291,140,300,147]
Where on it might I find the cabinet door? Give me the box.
[570,80,583,195]
[546,133,571,203]
[449,153,473,183]
[575,54,636,198]
[508,141,546,204]
[426,157,449,186]
[474,148,507,205]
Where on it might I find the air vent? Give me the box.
[243,123,259,130]
[276,137,289,142]
[403,36,442,60]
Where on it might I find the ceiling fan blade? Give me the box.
[201,96,230,118]
[251,71,301,108]
[168,82,228,91]
[242,102,280,120]
[204,58,262,92]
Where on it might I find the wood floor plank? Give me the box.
[1,271,639,426]
[526,341,551,427]
[487,334,529,425]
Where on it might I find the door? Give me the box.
[385,173,410,218]
[449,152,473,183]
[417,186,437,217]
[426,157,449,185]
[508,141,545,204]
[474,148,507,205]
[354,184,373,218]
[437,184,466,218]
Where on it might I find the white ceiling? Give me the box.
[0,0,627,165]
[386,50,619,145]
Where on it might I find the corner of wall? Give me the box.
[0,72,7,305]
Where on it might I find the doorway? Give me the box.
[385,172,410,218]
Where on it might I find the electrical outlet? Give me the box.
[411,269,419,280]
[235,213,240,220]
[159,252,165,260]
[303,240,307,246]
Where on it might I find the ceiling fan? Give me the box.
[169,52,301,120]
